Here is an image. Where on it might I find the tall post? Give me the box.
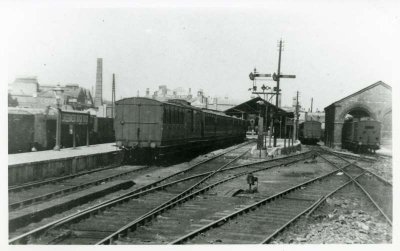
[274,40,282,147]
[295,91,300,141]
[264,102,268,148]
[284,125,287,149]
[257,108,264,150]
[54,108,62,151]
[72,125,76,149]
[86,112,90,147]
[269,111,273,147]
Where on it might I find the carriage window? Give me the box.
[365,126,374,129]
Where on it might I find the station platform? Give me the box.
[8,143,123,186]
[8,143,120,166]
[248,138,302,159]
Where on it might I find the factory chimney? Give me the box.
[112,73,115,118]
[94,58,103,107]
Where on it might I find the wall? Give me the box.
[8,150,124,185]
[324,82,391,149]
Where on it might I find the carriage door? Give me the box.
[118,103,141,146]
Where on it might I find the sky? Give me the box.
[4,0,400,111]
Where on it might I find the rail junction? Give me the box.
[8,140,392,245]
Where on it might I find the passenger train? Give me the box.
[114,97,247,162]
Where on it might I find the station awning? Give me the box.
[224,97,293,118]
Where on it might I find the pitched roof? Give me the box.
[224,97,291,116]
[326,81,391,108]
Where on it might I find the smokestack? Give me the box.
[112,73,115,118]
[311,98,313,113]
[94,58,103,107]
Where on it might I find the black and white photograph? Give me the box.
[1,0,398,248]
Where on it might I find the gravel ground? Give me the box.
[354,157,392,183]
[270,183,392,244]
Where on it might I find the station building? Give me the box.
[324,81,392,149]
[224,97,294,138]
[8,77,94,111]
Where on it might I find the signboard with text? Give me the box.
[286,117,294,126]
[61,111,89,125]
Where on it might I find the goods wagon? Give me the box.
[342,118,380,153]
[299,121,321,145]
[114,97,246,162]
[8,113,35,153]
[8,108,115,153]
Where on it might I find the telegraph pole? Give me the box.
[294,91,300,141]
[273,40,282,147]
[248,39,296,148]
[272,40,296,147]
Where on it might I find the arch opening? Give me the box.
[341,107,379,153]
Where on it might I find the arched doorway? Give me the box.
[341,106,378,152]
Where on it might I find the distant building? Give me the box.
[281,97,325,129]
[144,85,243,111]
[8,77,94,111]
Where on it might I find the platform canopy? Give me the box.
[224,96,293,120]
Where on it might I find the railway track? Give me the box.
[162,149,391,244]
[169,165,351,244]
[9,162,123,193]
[316,150,392,224]
[10,144,313,244]
[9,165,148,210]
[9,140,254,244]
[110,151,335,244]
[13,143,389,245]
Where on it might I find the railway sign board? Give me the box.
[249,72,254,80]
[249,72,272,80]
[257,74,272,78]
[280,74,296,78]
[273,73,297,81]
[61,111,90,125]
[286,117,294,126]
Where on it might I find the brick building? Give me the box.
[324,81,392,149]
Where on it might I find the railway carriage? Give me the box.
[298,121,321,145]
[342,118,380,153]
[114,97,246,162]
[8,108,115,153]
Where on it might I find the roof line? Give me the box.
[326,81,391,108]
